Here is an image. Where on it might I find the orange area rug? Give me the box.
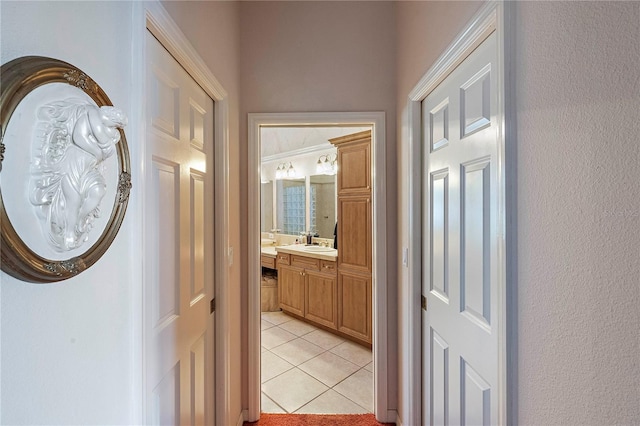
[244,413,395,426]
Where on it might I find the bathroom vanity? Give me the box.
[273,130,373,348]
[275,244,339,331]
[260,245,277,269]
[259,129,373,348]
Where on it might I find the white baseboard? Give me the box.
[395,411,403,426]
[384,409,399,425]
[236,409,248,426]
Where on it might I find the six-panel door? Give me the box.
[145,30,215,426]
[422,31,501,425]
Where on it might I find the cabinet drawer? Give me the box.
[320,260,337,275]
[276,253,290,265]
[261,255,276,269]
[291,255,320,271]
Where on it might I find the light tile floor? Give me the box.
[261,311,373,414]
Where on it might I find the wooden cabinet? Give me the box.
[278,263,305,317]
[337,196,371,273]
[305,268,337,329]
[337,269,371,342]
[330,130,373,345]
[333,132,371,196]
[277,253,337,329]
[261,254,276,269]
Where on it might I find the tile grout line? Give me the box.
[261,314,373,414]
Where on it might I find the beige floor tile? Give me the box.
[330,340,372,367]
[261,311,295,325]
[278,318,318,336]
[270,338,325,366]
[261,320,276,331]
[261,327,297,350]
[301,329,345,350]
[333,369,373,412]
[262,368,329,413]
[261,351,294,383]
[295,389,369,414]
[364,361,373,372]
[298,351,360,387]
[261,392,286,414]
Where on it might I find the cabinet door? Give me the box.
[278,265,305,317]
[338,196,372,273]
[336,139,371,196]
[305,270,337,329]
[337,270,371,343]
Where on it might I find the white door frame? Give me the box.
[247,112,392,422]
[131,2,231,424]
[404,2,517,424]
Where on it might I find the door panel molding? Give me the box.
[405,2,517,425]
[248,111,390,422]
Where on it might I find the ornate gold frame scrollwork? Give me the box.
[0,56,132,283]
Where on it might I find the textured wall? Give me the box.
[396,1,640,424]
[0,2,135,424]
[239,0,398,410]
[515,2,640,424]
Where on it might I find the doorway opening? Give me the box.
[247,112,390,423]
[260,126,372,415]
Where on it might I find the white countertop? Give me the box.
[274,244,338,262]
[260,246,277,257]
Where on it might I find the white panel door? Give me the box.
[422,31,500,425]
[145,30,215,426]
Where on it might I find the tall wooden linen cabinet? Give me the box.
[330,130,372,346]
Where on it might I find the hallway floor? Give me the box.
[261,311,373,414]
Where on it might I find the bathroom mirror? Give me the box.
[261,180,274,232]
[276,178,306,235]
[310,174,336,239]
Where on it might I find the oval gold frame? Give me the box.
[0,56,131,283]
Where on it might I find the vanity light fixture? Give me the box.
[275,161,296,179]
[316,153,337,175]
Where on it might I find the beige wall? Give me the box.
[239,0,398,409]
[161,0,243,422]
[396,1,640,424]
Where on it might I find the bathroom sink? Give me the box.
[302,246,336,253]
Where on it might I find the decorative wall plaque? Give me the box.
[0,56,132,283]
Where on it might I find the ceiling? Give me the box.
[260,126,370,159]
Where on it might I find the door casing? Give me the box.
[247,112,391,422]
[404,2,517,424]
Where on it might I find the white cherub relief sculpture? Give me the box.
[30,98,127,252]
